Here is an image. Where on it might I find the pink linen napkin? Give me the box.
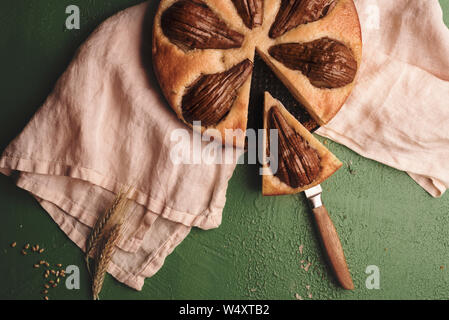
[0,1,241,290]
[317,0,449,197]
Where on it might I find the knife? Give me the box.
[304,185,354,290]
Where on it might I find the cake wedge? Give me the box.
[262,92,342,196]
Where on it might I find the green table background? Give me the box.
[1,0,449,300]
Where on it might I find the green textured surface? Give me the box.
[1,0,449,300]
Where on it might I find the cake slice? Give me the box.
[262,92,342,196]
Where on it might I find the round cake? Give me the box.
[152,0,362,147]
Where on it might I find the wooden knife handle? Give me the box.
[313,206,354,290]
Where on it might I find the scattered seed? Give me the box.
[45,262,50,267]
[56,264,62,268]
[21,250,27,255]
[56,278,60,283]
[24,244,30,249]
[51,270,56,275]
[42,290,48,294]
[55,271,59,277]
[44,296,49,301]
[39,248,44,253]
[44,284,50,289]
[10,242,17,248]
[52,284,57,288]
[44,274,49,279]
[40,260,45,265]
[35,245,39,250]
[33,264,40,269]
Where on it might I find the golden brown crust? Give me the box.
[262,92,342,196]
[153,0,254,147]
[153,0,362,145]
[257,0,362,125]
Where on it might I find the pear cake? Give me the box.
[153,0,362,147]
[262,92,342,196]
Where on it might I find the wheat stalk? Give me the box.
[91,224,122,300]
[85,189,131,274]
[84,187,133,299]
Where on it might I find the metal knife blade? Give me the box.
[304,184,323,208]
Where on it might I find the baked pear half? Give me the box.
[262,92,342,196]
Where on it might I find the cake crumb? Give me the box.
[295,293,303,300]
[304,262,312,272]
[347,160,356,175]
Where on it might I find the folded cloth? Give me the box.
[0,1,241,290]
[317,0,449,198]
